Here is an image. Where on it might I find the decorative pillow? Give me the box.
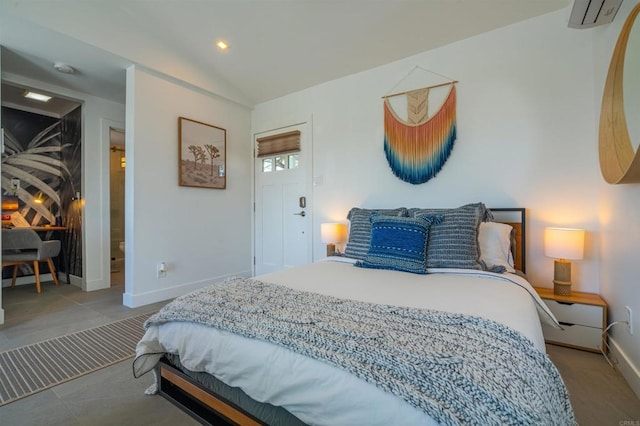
[408,203,489,270]
[344,207,408,260]
[478,222,515,273]
[355,215,442,274]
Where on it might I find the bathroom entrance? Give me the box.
[109,128,125,287]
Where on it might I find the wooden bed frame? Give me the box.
[490,207,526,273]
[155,207,527,425]
[158,358,264,425]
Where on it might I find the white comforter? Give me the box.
[135,259,558,425]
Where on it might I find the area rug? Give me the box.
[0,312,153,406]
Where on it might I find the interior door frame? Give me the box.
[93,119,124,293]
[251,117,314,276]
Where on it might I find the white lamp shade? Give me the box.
[544,227,585,260]
[321,223,348,244]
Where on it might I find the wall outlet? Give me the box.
[625,306,633,335]
[157,262,167,278]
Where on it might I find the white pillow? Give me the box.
[478,222,515,273]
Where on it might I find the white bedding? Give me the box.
[135,259,558,425]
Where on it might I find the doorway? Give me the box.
[253,122,313,275]
[109,129,125,288]
[1,81,83,325]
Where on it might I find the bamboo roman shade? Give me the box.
[256,130,300,157]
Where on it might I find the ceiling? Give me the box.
[1,0,573,111]
[2,82,81,118]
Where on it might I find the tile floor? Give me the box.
[546,343,640,425]
[0,272,198,425]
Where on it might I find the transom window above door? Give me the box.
[257,130,301,173]
[262,154,299,173]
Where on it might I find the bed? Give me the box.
[133,205,576,425]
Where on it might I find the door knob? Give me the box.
[293,211,306,217]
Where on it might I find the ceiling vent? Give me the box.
[568,0,623,28]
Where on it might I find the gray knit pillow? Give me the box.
[408,203,490,270]
[344,207,408,260]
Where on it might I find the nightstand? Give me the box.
[534,287,608,353]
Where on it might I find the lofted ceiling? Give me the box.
[1,0,573,111]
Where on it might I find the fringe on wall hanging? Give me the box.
[382,69,458,185]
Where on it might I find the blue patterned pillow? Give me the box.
[355,215,442,274]
[344,207,408,260]
[408,203,490,270]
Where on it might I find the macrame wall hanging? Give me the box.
[382,67,458,184]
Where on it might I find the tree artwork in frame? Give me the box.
[178,117,226,189]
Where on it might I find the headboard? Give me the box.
[489,208,526,274]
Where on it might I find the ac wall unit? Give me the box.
[568,0,623,28]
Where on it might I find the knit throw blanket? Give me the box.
[145,277,576,425]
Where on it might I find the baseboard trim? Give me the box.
[68,274,83,288]
[2,273,56,288]
[609,337,640,400]
[84,277,109,292]
[122,270,252,308]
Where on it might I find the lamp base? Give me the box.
[326,243,336,257]
[553,282,572,296]
[553,259,572,295]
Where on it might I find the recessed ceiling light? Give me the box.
[216,40,228,51]
[23,91,52,102]
[53,62,76,74]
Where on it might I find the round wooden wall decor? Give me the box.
[599,2,640,184]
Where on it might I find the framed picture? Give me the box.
[178,117,226,189]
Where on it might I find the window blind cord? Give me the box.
[599,321,630,368]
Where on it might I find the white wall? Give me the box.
[1,72,125,295]
[594,0,640,398]
[123,66,252,307]
[253,6,601,292]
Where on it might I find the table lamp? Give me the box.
[321,223,348,257]
[33,191,46,205]
[33,191,54,226]
[544,227,585,296]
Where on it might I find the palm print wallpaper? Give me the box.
[2,106,83,279]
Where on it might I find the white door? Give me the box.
[254,123,312,276]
